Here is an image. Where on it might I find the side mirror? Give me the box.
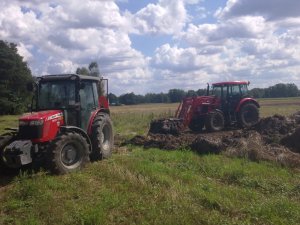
[206,83,210,96]
[27,82,34,92]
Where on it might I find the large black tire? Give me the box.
[47,132,90,174]
[205,111,225,132]
[90,113,114,161]
[238,103,259,128]
[188,118,204,132]
[0,134,19,174]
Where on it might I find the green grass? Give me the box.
[0,115,18,134]
[0,98,300,225]
[1,150,299,225]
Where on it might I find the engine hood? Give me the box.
[19,110,63,121]
[195,95,218,104]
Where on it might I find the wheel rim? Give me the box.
[101,124,111,151]
[61,144,81,168]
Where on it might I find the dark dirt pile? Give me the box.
[128,112,300,168]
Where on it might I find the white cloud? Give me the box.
[127,0,187,35]
[16,43,33,62]
[127,0,203,35]
[0,0,151,95]
[216,0,300,21]
[184,16,272,47]
[0,0,300,94]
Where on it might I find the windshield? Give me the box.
[38,81,76,110]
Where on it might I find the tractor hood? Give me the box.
[19,110,63,122]
[18,110,64,143]
[195,96,218,104]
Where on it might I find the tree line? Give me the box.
[109,83,300,105]
[0,40,299,114]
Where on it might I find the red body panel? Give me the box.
[235,98,260,112]
[19,110,64,143]
[176,96,220,127]
[87,109,101,135]
[87,96,110,135]
[99,96,109,109]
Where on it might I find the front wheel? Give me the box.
[0,134,19,173]
[47,132,90,174]
[238,103,259,128]
[90,113,114,161]
[205,111,225,132]
[188,118,204,132]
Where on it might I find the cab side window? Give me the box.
[230,85,240,96]
[80,82,96,110]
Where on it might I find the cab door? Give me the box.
[228,84,242,112]
[79,81,99,131]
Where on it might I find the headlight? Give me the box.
[19,120,29,126]
[29,120,44,126]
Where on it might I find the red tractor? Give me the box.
[150,81,260,134]
[0,74,114,174]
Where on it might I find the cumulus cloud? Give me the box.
[0,0,151,94]
[127,0,203,35]
[216,0,300,21]
[183,16,273,47]
[127,0,187,35]
[0,0,300,94]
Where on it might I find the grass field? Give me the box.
[0,98,300,225]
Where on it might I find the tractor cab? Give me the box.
[34,74,109,131]
[211,81,250,113]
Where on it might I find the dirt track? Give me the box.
[129,112,300,168]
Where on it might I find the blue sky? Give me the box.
[1,0,300,95]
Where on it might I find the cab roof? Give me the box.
[37,74,101,82]
[212,81,250,86]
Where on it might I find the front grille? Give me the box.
[18,125,43,139]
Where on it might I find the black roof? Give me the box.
[37,74,101,82]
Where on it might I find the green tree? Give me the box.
[118,92,145,105]
[88,62,100,77]
[197,88,207,96]
[75,67,89,75]
[0,40,33,114]
[249,88,265,98]
[108,93,118,105]
[76,61,104,95]
[168,89,185,103]
[186,90,197,97]
[76,61,100,77]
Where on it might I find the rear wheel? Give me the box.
[238,103,259,128]
[47,132,90,174]
[90,113,114,161]
[205,111,225,132]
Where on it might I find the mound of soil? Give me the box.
[128,112,300,168]
[254,114,297,144]
[148,118,183,135]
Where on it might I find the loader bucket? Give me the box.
[148,118,184,135]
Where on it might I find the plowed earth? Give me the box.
[128,112,300,168]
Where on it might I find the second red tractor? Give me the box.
[150,81,260,134]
